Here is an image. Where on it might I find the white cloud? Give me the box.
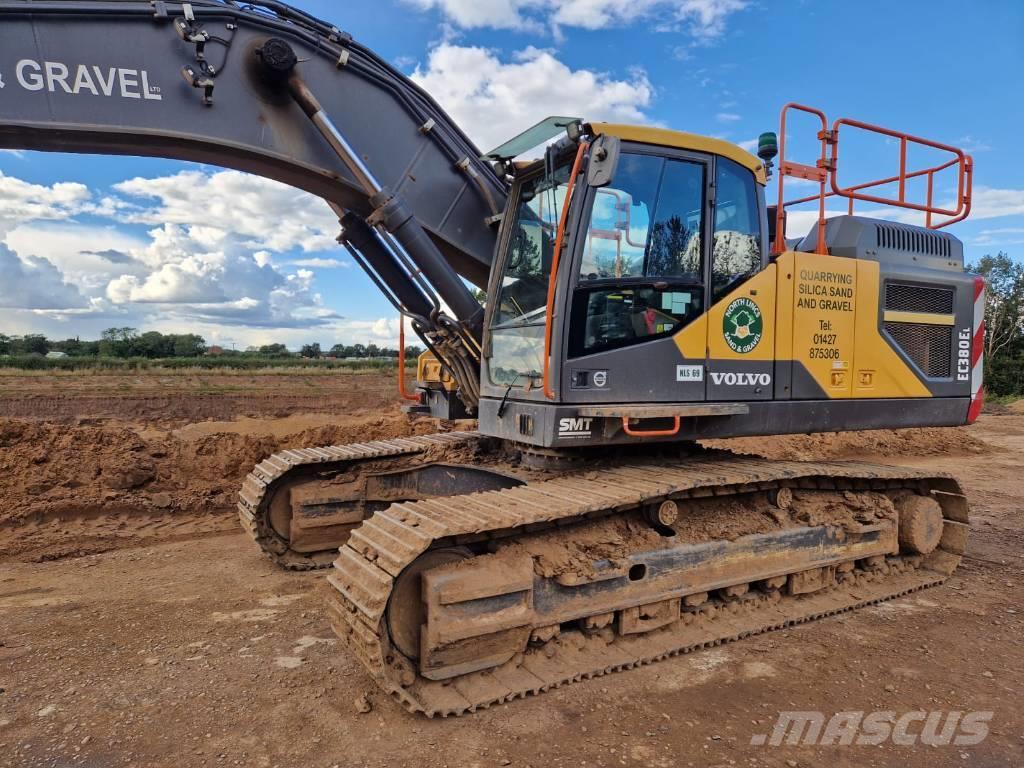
[779,185,1024,237]
[0,171,91,235]
[111,170,339,253]
[0,162,357,336]
[716,112,741,123]
[971,227,1024,247]
[966,187,1024,220]
[4,222,148,291]
[411,44,652,151]
[957,135,991,154]
[288,257,351,269]
[407,0,748,39]
[0,243,88,310]
[407,0,540,30]
[98,223,336,328]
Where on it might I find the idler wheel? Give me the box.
[386,547,471,660]
[896,495,943,555]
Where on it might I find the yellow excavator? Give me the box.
[0,0,980,716]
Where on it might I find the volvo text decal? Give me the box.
[710,371,771,386]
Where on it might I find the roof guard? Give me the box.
[774,103,973,255]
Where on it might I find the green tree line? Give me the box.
[0,328,423,361]
[972,253,1024,399]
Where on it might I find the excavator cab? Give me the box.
[478,121,769,443]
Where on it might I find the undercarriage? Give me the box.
[238,432,967,716]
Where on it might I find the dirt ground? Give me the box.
[1,371,1022,768]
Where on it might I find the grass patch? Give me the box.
[0,356,413,373]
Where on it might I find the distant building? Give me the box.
[45,351,67,359]
[205,345,225,356]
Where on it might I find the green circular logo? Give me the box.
[723,297,763,354]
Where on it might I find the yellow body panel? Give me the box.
[791,253,857,397]
[417,351,458,391]
[706,264,777,361]
[773,253,796,395]
[673,313,708,360]
[882,310,955,326]
[669,252,932,400]
[592,123,767,184]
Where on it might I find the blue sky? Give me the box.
[1,0,1021,349]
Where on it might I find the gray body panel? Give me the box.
[478,395,970,448]
[876,265,976,400]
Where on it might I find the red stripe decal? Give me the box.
[972,321,985,366]
[974,276,985,301]
[968,388,985,423]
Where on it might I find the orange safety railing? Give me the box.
[774,103,973,255]
[543,140,589,400]
[397,314,421,402]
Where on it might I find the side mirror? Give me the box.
[586,134,620,188]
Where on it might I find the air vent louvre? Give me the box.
[875,224,951,257]
[885,283,954,314]
[884,322,952,378]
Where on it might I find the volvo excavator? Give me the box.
[0,0,983,716]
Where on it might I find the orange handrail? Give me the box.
[542,140,589,401]
[397,315,420,402]
[775,103,830,255]
[621,416,681,438]
[774,103,974,255]
[830,117,971,226]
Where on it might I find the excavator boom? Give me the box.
[0,0,505,288]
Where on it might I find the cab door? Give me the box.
[563,146,712,403]
[704,157,774,401]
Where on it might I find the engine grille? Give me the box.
[884,322,952,378]
[885,282,955,314]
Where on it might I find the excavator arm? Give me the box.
[0,0,507,406]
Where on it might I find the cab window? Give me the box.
[571,152,706,357]
[489,162,572,384]
[711,157,762,301]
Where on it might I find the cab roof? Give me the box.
[592,123,767,184]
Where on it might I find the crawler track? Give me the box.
[324,456,967,716]
[237,432,484,569]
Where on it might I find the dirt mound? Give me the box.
[0,371,398,424]
[702,425,989,461]
[0,411,447,560]
[1007,399,1024,414]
